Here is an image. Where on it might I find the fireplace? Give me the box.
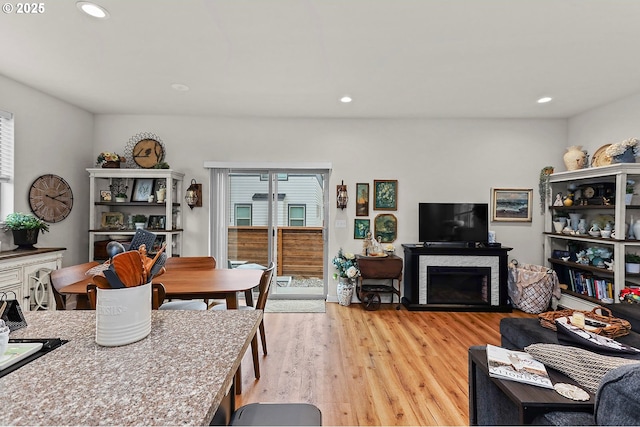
[427,266,491,306]
[401,245,511,312]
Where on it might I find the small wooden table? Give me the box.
[468,346,595,425]
[356,254,403,310]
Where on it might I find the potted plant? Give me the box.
[110,180,129,202]
[132,214,147,229]
[539,166,554,214]
[625,253,640,274]
[96,151,125,168]
[605,138,639,164]
[332,248,360,306]
[3,212,49,249]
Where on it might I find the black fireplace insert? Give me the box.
[427,266,491,305]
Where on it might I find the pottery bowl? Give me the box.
[589,230,601,237]
[601,230,612,238]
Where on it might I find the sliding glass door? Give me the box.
[208,164,329,300]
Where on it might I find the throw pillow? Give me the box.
[555,319,640,355]
[525,343,640,393]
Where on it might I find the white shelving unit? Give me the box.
[87,168,185,260]
[544,164,640,310]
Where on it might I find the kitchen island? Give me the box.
[0,309,262,425]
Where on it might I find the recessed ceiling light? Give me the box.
[340,96,352,103]
[171,83,190,92]
[77,1,109,19]
[537,96,553,104]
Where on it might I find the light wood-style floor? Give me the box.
[236,302,534,426]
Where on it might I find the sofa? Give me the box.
[473,305,640,425]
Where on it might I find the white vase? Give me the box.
[633,221,640,242]
[563,146,587,171]
[568,213,582,231]
[626,263,640,274]
[337,277,354,306]
[626,194,633,205]
[135,222,145,230]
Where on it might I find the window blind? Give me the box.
[0,110,14,183]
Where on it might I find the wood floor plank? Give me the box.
[235,303,534,426]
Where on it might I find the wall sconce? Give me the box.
[337,180,348,210]
[185,179,202,209]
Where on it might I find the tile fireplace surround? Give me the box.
[401,244,512,312]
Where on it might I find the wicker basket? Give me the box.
[538,306,631,338]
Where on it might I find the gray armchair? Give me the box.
[532,364,640,426]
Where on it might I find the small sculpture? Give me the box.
[553,193,564,206]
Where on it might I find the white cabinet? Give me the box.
[0,248,64,311]
[544,164,640,310]
[87,168,185,260]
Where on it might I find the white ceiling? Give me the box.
[2,0,640,119]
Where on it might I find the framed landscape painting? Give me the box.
[492,188,533,222]
[374,214,397,243]
[373,180,398,210]
[356,183,369,216]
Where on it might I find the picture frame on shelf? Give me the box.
[373,180,398,210]
[356,183,369,216]
[101,212,124,229]
[148,215,167,230]
[100,190,112,202]
[374,213,397,243]
[492,188,533,222]
[354,218,370,239]
[131,178,154,202]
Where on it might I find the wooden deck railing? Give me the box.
[228,226,324,277]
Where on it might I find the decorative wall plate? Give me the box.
[591,144,612,167]
[124,132,165,168]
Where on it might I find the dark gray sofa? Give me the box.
[491,306,640,425]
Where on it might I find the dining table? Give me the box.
[58,266,264,394]
[58,267,264,310]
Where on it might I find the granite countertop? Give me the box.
[0,309,262,426]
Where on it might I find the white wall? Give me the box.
[0,73,571,296]
[0,74,94,266]
[94,115,567,297]
[568,92,640,156]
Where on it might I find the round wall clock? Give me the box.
[124,132,165,168]
[29,174,74,223]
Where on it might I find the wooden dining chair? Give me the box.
[164,256,217,307]
[87,282,205,310]
[50,261,100,310]
[164,256,216,270]
[212,262,275,380]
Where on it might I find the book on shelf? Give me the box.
[486,344,554,389]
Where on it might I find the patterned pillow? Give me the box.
[525,343,640,393]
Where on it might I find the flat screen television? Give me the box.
[419,203,489,245]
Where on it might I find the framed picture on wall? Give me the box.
[356,183,369,216]
[374,180,398,210]
[374,213,397,243]
[491,188,533,222]
[354,218,370,239]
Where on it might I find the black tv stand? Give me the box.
[421,241,474,248]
